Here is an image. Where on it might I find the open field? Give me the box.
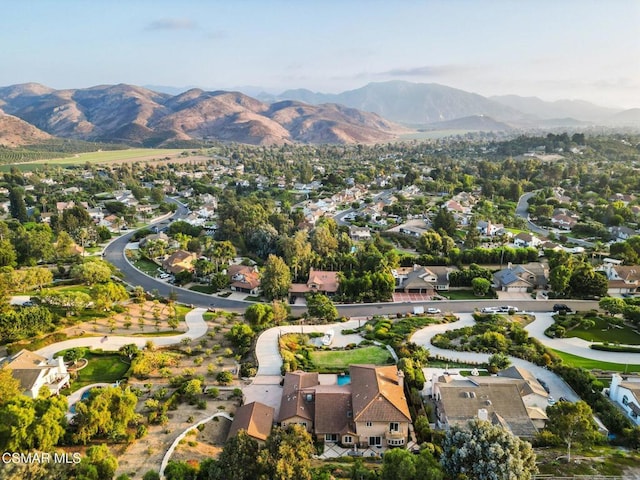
[310,345,393,370]
[0,148,189,171]
[552,349,640,373]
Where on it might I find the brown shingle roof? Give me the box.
[227,401,274,442]
[350,365,411,423]
[278,371,319,423]
[436,381,538,437]
[314,387,353,435]
[498,366,548,398]
[307,269,339,293]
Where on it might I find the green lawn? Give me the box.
[189,284,217,294]
[69,352,130,391]
[310,346,393,370]
[133,258,160,276]
[565,316,640,345]
[552,349,640,373]
[442,290,497,300]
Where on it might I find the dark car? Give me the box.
[553,303,572,313]
[537,378,551,394]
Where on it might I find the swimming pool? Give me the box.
[337,374,351,386]
[69,389,93,414]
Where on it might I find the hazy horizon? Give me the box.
[2,0,639,109]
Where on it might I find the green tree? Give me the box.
[441,419,537,480]
[306,293,338,322]
[311,224,338,257]
[71,259,113,285]
[0,366,22,405]
[418,231,442,255]
[381,448,416,480]
[244,303,274,327]
[549,264,572,295]
[569,264,608,298]
[599,296,626,316]
[9,187,28,223]
[545,400,603,462]
[261,254,292,300]
[164,461,198,480]
[73,387,139,444]
[206,430,261,480]
[433,208,457,236]
[64,347,85,366]
[472,277,491,296]
[258,424,315,480]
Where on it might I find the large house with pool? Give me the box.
[277,364,411,448]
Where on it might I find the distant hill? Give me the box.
[608,108,640,126]
[490,95,620,122]
[423,115,514,132]
[269,81,525,124]
[0,83,406,146]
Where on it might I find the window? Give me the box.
[369,436,382,446]
[389,422,399,432]
[299,422,307,429]
[325,434,337,442]
[623,395,629,406]
[343,435,353,444]
[365,421,373,427]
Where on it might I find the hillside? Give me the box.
[0,84,405,146]
[0,110,52,147]
[490,95,620,122]
[423,115,514,132]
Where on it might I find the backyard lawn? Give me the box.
[442,289,497,300]
[133,258,160,276]
[310,346,393,370]
[564,316,640,345]
[70,352,130,391]
[552,349,640,373]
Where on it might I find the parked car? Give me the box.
[537,378,551,394]
[553,303,572,313]
[547,396,556,405]
[499,305,519,313]
[481,307,498,313]
[426,307,441,314]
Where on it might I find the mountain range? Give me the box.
[0,81,638,148]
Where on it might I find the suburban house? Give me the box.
[477,220,505,237]
[139,232,170,248]
[289,269,340,301]
[393,265,454,293]
[597,259,640,295]
[609,374,640,426]
[609,226,637,242]
[162,250,197,275]
[513,232,541,248]
[431,369,547,438]
[349,226,372,242]
[227,401,275,443]
[551,213,578,230]
[1,349,70,398]
[278,365,411,448]
[493,264,536,293]
[227,265,261,295]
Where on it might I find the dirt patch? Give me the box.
[115,398,235,478]
[170,416,233,465]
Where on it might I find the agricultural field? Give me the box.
[0,148,185,171]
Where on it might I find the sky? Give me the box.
[1,0,639,109]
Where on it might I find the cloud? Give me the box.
[146,18,197,31]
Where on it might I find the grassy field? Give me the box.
[0,148,183,172]
[565,316,640,345]
[442,290,497,300]
[70,352,130,391]
[189,285,217,294]
[552,349,640,373]
[310,346,393,370]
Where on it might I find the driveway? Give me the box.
[35,308,208,359]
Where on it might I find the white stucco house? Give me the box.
[609,374,640,426]
[1,349,70,398]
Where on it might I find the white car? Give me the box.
[547,396,556,405]
[499,306,519,313]
[481,307,498,313]
[426,307,441,314]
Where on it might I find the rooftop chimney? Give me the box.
[477,408,489,422]
[397,369,405,389]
